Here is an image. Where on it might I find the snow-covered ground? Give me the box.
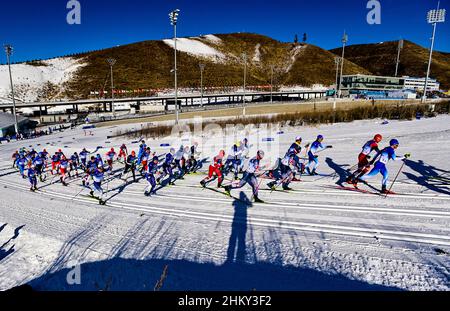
[163,37,226,62]
[0,57,86,103]
[0,115,449,291]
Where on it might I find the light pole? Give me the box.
[107,58,117,117]
[422,4,446,103]
[4,44,19,136]
[270,64,274,104]
[199,63,205,108]
[169,9,180,124]
[394,39,404,77]
[334,56,342,110]
[242,53,247,116]
[338,31,348,98]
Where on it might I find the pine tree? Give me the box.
[303,33,307,43]
[294,34,298,45]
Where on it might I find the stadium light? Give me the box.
[107,58,117,117]
[242,53,247,116]
[338,31,348,98]
[4,44,19,136]
[395,39,404,77]
[169,9,180,124]
[199,63,205,108]
[423,4,446,102]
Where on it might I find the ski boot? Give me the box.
[223,185,232,196]
[381,186,395,195]
[267,181,276,191]
[282,185,293,191]
[306,167,311,175]
[200,179,207,188]
[99,199,106,205]
[254,195,264,203]
[89,190,94,197]
[310,169,318,176]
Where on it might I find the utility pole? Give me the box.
[169,9,180,123]
[270,65,274,104]
[395,39,404,77]
[242,53,247,116]
[422,3,446,103]
[4,44,19,136]
[107,58,117,117]
[338,31,348,98]
[199,63,205,108]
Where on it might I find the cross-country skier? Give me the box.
[106,148,116,171]
[347,134,382,184]
[96,154,104,168]
[144,156,160,196]
[158,148,175,185]
[306,135,333,176]
[83,156,98,186]
[122,150,137,181]
[139,147,151,175]
[90,166,109,205]
[33,152,45,182]
[174,145,187,179]
[28,163,38,192]
[118,144,127,162]
[267,153,295,191]
[137,140,147,165]
[224,141,243,180]
[51,152,61,175]
[186,142,200,173]
[122,150,137,182]
[16,155,27,179]
[12,150,19,168]
[224,150,266,203]
[69,152,80,177]
[59,155,69,186]
[237,138,250,173]
[79,148,89,169]
[200,150,225,188]
[354,138,411,194]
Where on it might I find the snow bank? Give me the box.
[163,38,225,62]
[0,57,86,103]
[201,34,222,45]
[252,43,261,63]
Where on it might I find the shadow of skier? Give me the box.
[226,192,252,264]
[403,159,450,196]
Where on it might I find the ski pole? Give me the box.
[385,161,406,198]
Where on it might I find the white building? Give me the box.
[403,76,440,91]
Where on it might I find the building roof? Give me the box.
[0,112,28,129]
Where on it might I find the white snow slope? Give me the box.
[0,57,86,103]
[0,115,449,291]
[163,37,226,62]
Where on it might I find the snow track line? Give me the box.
[123,191,450,219]
[171,183,450,200]
[1,179,450,247]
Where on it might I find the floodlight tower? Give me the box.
[107,58,117,116]
[422,4,446,102]
[4,44,18,135]
[199,63,205,107]
[169,9,180,123]
[338,31,348,98]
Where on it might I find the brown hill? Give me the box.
[330,40,450,90]
[64,33,369,99]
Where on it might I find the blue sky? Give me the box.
[0,0,449,63]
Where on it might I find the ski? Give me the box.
[203,186,258,204]
[326,185,398,196]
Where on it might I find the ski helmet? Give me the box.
[257,150,265,159]
[152,156,159,162]
[390,139,399,146]
[295,136,302,142]
[317,135,324,141]
[374,134,383,143]
[243,138,248,144]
